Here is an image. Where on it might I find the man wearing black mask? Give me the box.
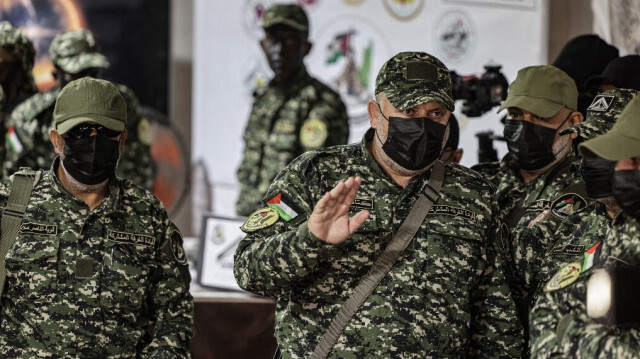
[0,77,193,357]
[520,89,638,346]
[531,93,640,358]
[472,65,585,350]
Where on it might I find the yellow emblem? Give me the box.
[241,207,279,232]
[545,262,582,292]
[300,118,328,149]
[138,118,153,145]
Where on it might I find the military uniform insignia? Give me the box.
[300,118,328,148]
[266,192,302,222]
[549,243,586,256]
[170,230,188,265]
[527,209,550,228]
[550,193,587,220]
[107,230,156,247]
[429,205,477,222]
[352,196,374,210]
[581,241,602,272]
[137,117,153,145]
[587,95,615,112]
[6,126,23,154]
[19,222,57,235]
[274,121,296,133]
[545,262,582,292]
[241,207,279,232]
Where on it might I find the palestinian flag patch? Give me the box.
[6,126,23,154]
[582,241,602,272]
[266,192,302,222]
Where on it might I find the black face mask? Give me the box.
[503,115,570,171]
[581,157,616,199]
[376,107,447,170]
[613,170,640,221]
[62,136,120,185]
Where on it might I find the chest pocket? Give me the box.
[4,230,59,304]
[100,236,155,311]
[269,120,298,152]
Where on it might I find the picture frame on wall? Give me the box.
[197,214,247,292]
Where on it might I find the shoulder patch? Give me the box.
[170,229,188,265]
[545,262,582,292]
[581,241,602,272]
[241,207,280,232]
[300,118,328,148]
[550,193,587,220]
[265,192,302,222]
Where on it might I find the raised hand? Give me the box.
[308,177,370,244]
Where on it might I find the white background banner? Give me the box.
[193,0,548,218]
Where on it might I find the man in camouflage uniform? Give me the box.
[472,65,586,349]
[0,77,193,357]
[531,95,640,358]
[4,29,154,190]
[0,21,37,169]
[234,52,523,358]
[522,89,638,306]
[235,4,349,216]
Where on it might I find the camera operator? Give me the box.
[530,94,640,358]
[471,65,585,351]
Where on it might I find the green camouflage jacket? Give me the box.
[234,129,523,358]
[0,158,193,358]
[473,153,586,350]
[530,214,640,358]
[235,66,349,216]
[4,84,154,190]
[529,201,612,303]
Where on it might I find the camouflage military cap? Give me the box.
[0,21,36,93]
[560,88,638,140]
[579,95,640,160]
[49,29,110,74]
[375,51,454,112]
[498,65,577,118]
[263,4,309,35]
[54,77,126,134]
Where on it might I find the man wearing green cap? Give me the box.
[235,3,349,217]
[472,65,586,344]
[0,77,193,357]
[0,21,37,169]
[4,28,154,191]
[530,94,640,357]
[234,51,522,358]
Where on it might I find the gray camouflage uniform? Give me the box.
[4,29,154,190]
[235,51,523,358]
[530,214,640,358]
[0,158,193,357]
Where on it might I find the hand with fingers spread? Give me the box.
[308,177,370,244]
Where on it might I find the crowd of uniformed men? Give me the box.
[1,3,640,358]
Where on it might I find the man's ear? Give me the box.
[569,111,584,139]
[367,99,380,129]
[119,130,128,154]
[452,148,464,163]
[49,129,65,156]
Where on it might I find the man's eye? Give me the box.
[429,111,444,118]
[508,113,521,119]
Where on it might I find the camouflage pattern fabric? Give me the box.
[472,153,585,345]
[530,214,640,358]
[235,66,349,216]
[48,29,110,74]
[4,84,154,190]
[234,129,523,358]
[0,158,193,357]
[263,4,309,34]
[374,51,454,112]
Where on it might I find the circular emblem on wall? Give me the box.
[433,10,477,64]
[383,0,425,21]
[308,15,393,125]
[242,0,280,39]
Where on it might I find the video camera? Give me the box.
[450,62,509,118]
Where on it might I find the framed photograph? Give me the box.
[198,214,247,291]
